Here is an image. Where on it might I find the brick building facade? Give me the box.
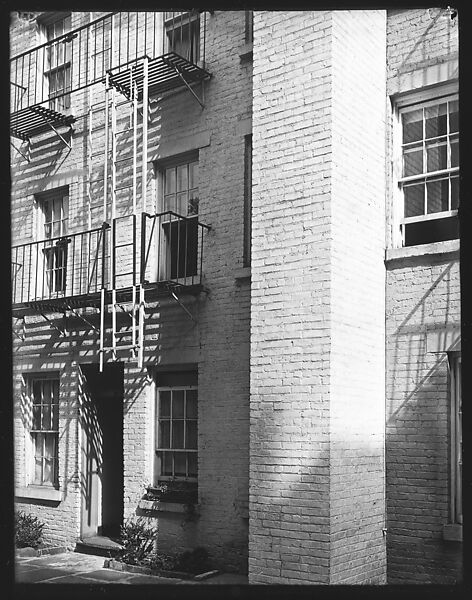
[10,9,461,584]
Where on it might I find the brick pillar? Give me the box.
[249,10,387,584]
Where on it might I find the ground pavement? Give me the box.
[15,552,249,585]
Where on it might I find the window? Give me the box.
[29,377,59,487]
[398,94,459,246]
[43,13,72,112]
[164,11,200,64]
[449,354,462,525]
[156,387,198,481]
[38,188,70,294]
[161,158,199,280]
[244,134,252,267]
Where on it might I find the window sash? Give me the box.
[163,160,199,216]
[30,378,59,487]
[398,95,459,238]
[156,386,197,481]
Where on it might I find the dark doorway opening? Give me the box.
[80,362,124,539]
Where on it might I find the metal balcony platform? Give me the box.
[108,52,211,99]
[10,105,76,141]
[12,281,203,317]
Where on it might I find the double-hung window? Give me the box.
[156,387,198,481]
[398,94,459,247]
[164,11,200,64]
[160,158,199,280]
[449,354,462,525]
[43,13,72,112]
[38,188,69,295]
[30,377,59,487]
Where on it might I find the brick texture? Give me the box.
[250,10,386,584]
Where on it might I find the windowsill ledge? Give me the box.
[15,486,62,502]
[443,523,462,542]
[234,266,251,281]
[239,42,253,62]
[138,499,200,514]
[385,239,460,263]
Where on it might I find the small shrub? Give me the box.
[15,511,44,549]
[177,547,210,574]
[118,517,158,565]
[147,552,179,572]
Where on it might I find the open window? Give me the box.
[396,91,459,247]
[164,11,200,64]
[159,157,199,281]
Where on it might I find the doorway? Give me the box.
[79,362,124,539]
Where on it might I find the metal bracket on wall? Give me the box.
[66,305,99,333]
[40,115,73,150]
[169,288,196,323]
[10,138,31,162]
[164,59,205,109]
[12,316,26,341]
[39,311,67,337]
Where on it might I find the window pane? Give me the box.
[165,169,176,195]
[173,390,184,417]
[186,390,197,417]
[176,192,188,215]
[32,406,41,430]
[427,179,449,214]
[425,103,447,138]
[189,162,198,189]
[403,109,423,144]
[42,403,52,430]
[162,451,172,476]
[172,420,184,449]
[34,456,43,484]
[44,433,56,460]
[186,420,197,449]
[159,420,170,448]
[176,165,188,192]
[174,452,186,476]
[188,192,199,216]
[449,100,459,133]
[404,184,424,217]
[426,140,447,172]
[188,453,197,477]
[403,146,423,177]
[164,194,176,212]
[451,176,459,210]
[451,137,459,168]
[160,391,171,417]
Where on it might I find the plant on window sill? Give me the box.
[144,480,198,505]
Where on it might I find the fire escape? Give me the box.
[11,11,212,370]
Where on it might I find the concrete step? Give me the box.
[75,535,123,558]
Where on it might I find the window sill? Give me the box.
[138,499,200,514]
[443,523,462,542]
[15,485,62,502]
[234,266,251,281]
[239,42,253,62]
[385,239,459,263]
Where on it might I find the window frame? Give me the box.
[393,87,459,248]
[27,374,60,488]
[36,188,70,295]
[449,353,462,525]
[164,11,200,64]
[154,385,198,483]
[39,12,72,113]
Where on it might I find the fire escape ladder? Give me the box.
[99,66,147,371]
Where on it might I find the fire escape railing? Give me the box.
[12,213,210,308]
[141,211,211,288]
[10,10,208,114]
[11,224,109,305]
